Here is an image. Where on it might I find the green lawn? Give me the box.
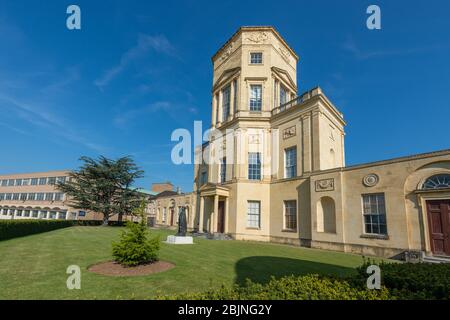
[0,226,379,299]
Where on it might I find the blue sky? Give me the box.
[0,0,449,192]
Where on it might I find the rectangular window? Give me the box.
[222,85,231,121]
[285,147,297,178]
[5,193,12,200]
[59,211,66,220]
[32,210,39,218]
[220,157,227,183]
[362,194,387,235]
[45,193,54,201]
[8,179,15,186]
[0,193,4,201]
[248,152,261,180]
[36,193,45,201]
[38,178,47,185]
[249,85,262,111]
[24,210,30,217]
[250,52,263,64]
[57,176,66,184]
[20,193,27,201]
[12,193,20,200]
[284,200,297,230]
[200,172,207,185]
[1,180,7,186]
[28,193,36,201]
[15,179,22,186]
[31,178,38,186]
[54,193,64,201]
[16,209,22,217]
[247,201,261,228]
[48,177,57,185]
[280,85,289,106]
[22,179,30,186]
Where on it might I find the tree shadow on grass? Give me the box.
[234,256,356,286]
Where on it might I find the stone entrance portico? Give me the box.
[198,184,229,234]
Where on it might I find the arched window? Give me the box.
[317,197,336,233]
[422,174,450,190]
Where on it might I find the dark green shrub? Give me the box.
[112,202,160,266]
[352,259,450,300]
[0,219,74,241]
[157,274,392,300]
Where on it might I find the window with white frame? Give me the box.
[48,177,56,185]
[280,84,289,106]
[220,157,227,183]
[250,52,263,64]
[249,85,262,111]
[54,193,64,201]
[31,178,38,186]
[1,180,7,186]
[362,193,387,235]
[248,152,261,180]
[12,193,19,200]
[247,201,261,228]
[38,178,47,185]
[222,84,231,121]
[28,193,36,201]
[162,207,167,223]
[285,147,297,178]
[284,200,297,230]
[15,179,22,186]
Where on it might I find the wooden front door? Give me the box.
[217,201,225,233]
[426,200,450,256]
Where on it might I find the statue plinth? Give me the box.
[166,235,193,244]
[165,206,193,244]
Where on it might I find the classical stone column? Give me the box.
[199,196,204,233]
[211,93,217,127]
[225,197,229,234]
[213,194,219,233]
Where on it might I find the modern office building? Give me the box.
[192,26,450,259]
[0,170,93,220]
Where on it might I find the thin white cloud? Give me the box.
[0,93,108,154]
[343,37,447,60]
[94,34,176,89]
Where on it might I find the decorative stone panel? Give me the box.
[283,126,296,140]
[315,178,335,192]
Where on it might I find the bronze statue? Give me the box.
[176,207,187,236]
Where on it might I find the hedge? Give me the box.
[157,274,392,300]
[0,219,74,241]
[352,259,450,300]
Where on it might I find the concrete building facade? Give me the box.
[0,170,96,220]
[192,26,450,259]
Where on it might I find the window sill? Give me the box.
[282,229,297,233]
[246,227,261,230]
[360,234,389,240]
